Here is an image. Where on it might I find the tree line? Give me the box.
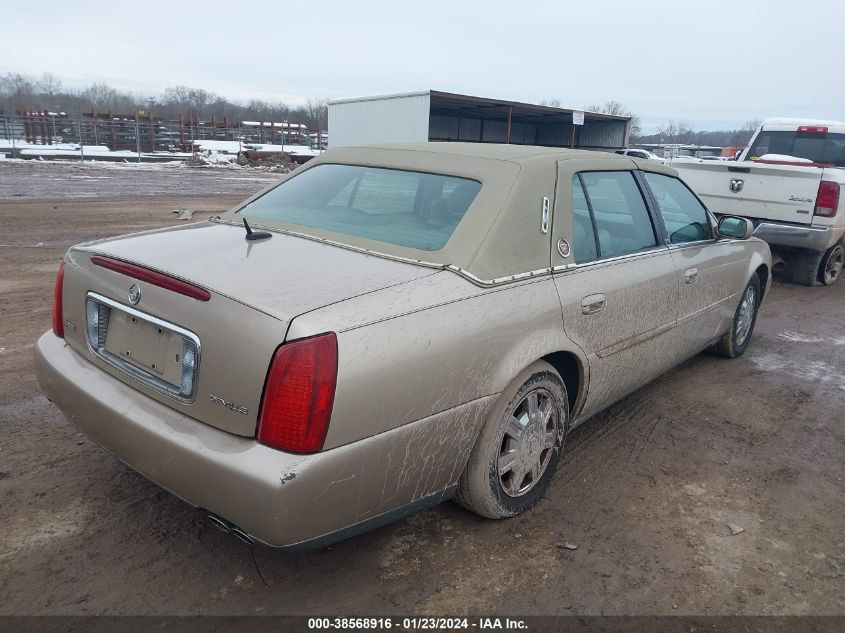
[542,98,762,147]
[0,71,328,131]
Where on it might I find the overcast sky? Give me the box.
[4,0,844,133]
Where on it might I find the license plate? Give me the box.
[86,292,200,401]
[104,310,185,388]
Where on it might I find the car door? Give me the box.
[551,163,680,422]
[639,170,748,355]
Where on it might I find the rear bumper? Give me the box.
[35,332,487,547]
[752,222,835,251]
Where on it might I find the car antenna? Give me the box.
[242,217,272,241]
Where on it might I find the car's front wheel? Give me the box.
[712,273,761,358]
[456,361,568,519]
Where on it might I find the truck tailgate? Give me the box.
[672,160,822,225]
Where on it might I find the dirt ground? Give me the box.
[0,161,843,616]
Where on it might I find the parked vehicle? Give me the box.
[36,143,771,547]
[671,118,845,285]
[615,148,666,163]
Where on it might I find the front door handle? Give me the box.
[581,293,607,315]
[684,268,700,284]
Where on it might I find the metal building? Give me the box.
[328,90,630,150]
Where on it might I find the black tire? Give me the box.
[819,241,844,286]
[785,248,824,287]
[712,273,762,358]
[456,361,568,519]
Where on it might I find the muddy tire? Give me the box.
[712,273,762,358]
[456,361,568,519]
[819,241,844,286]
[785,248,824,287]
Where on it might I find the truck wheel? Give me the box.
[786,248,825,287]
[712,273,761,358]
[456,361,567,519]
[819,242,844,285]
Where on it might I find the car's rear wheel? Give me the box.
[456,361,567,519]
[820,242,844,286]
[712,273,761,358]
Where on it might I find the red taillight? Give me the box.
[257,332,338,454]
[90,255,211,301]
[797,125,828,134]
[814,181,840,218]
[52,261,65,338]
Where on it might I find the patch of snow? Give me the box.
[777,331,826,344]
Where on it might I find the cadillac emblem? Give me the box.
[128,284,142,305]
[557,238,571,258]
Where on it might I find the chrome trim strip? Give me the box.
[85,292,202,403]
[541,196,550,234]
[559,246,670,271]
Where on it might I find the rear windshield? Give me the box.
[238,164,482,251]
[746,130,845,166]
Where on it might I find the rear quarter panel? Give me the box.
[287,272,586,450]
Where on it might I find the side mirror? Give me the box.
[717,215,754,240]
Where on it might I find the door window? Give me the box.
[578,171,658,259]
[643,172,712,244]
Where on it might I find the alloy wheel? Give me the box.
[735,285,756,346]
[823,244,844,285]
[497,389,558,497]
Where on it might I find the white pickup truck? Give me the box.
[670,118,845,285]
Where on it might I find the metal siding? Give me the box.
[328,93,431,147]
[578,120,628,149]
[536,122,572,146]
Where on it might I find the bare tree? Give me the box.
[304,97,328,131]
[37,73,63,97]
[539,98,561,108]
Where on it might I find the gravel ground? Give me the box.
[0,161,843,616]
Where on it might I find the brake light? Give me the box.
[257,333,338,454]
[90,256,211,301]
[797,125,828,134]
[52,261,65,338]
[814,181,840,218]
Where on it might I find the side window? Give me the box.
[579,171,658,259]
[643,172,712,244]
[571,176,598,263]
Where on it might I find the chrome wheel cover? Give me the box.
[497,389,558,498]
[735,285,756,346]
[823,244,844,285]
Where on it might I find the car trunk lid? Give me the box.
[60,221,438,437]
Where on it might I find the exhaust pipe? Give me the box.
[207,514,232,533]
[231,527,255,545]
[771,252,786,273]
[206,513,255,545]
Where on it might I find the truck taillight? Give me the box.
[52,261,65,338]
[814,181,840,218]
[257,333,338,454]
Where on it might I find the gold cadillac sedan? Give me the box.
[35,143,771,547]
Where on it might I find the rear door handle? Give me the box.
[684,268,700,284]
[581,293,607,315]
